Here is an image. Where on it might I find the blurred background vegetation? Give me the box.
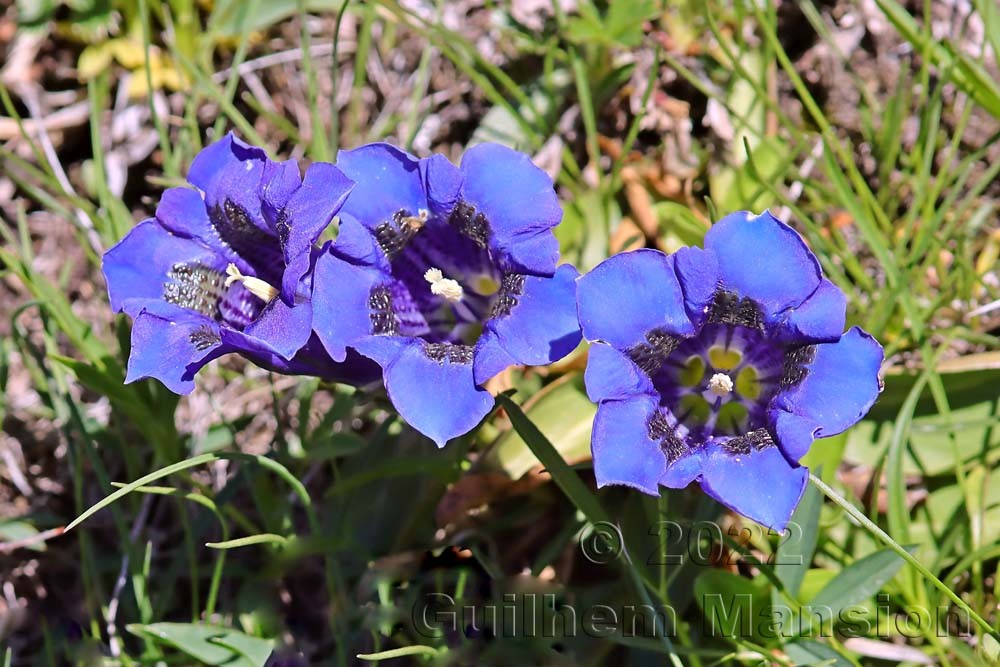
[1,0,999,664]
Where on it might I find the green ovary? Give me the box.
[716,402,749,434]
[679,355,706,387]
[679,394,711,424]
[735,365,761,399]
[708,345,742,370]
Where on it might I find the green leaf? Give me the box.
[774,476,822,599]
[0,520,44,552]
[16,0,57,28]
[126,623,273,666]
[654,201,709,247]
[804,548,907,633]
[488,375,594,479]
[208,0,339,39]
[471,73,567,150]
[205,534,289,550]
[357,645,444,661]
[982,632,1000,662]
[784,639,853,667]
[846,395,1000,476]
[694,570,769,641]
[496,394,607,525]
[564,0,659,48]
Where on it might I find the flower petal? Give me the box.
[576,249,696,350]
[769,327,883,462]
[591,395,667,494]
[475,264,581,383]
[154,187,241,265]
[125,308,225,394]
[583,343,654,403]
[704,211,822,320]
[329,217,391,269]
[360,338,494,447]
[186,134,285,281]
[673,245,719,327]
[772,278,847,345]
[458,143,562,275]
[660,449,705,489]
[421,153,462,218]
[699,444,808,531]
[311,251,385,362]
[273,162,354,302]
[259,159,302,224]
[337,143,426,230]
[188,133,269,230]
[472,330,520,386]
[102,220,226,317]
[241,296,313,360]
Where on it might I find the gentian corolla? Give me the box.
[577,211,883,530]
[103,134,377,393]
[311,143,582,446]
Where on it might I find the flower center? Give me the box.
[367,207,522,349]
[707,372,734,397]
[652,324,785,442]
[424,267,464,303]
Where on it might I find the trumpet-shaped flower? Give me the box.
[312,143,582,446]
[102,134,377,393]
[577,211,883,530]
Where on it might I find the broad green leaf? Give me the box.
[471,75,566,150]
[800,434,846,485]
[488,375,594,480]
[496,394,607,525]
[983,632,1000,662]
[208,0,339,39]
[804,548,907,633]
[127,623,273,666]
[774,477,822,598]
[796,569,837,604]
[709,136,788,212]
[869,363,1000,421]
[694,570,769,641]
[0,520,44,552]
[784,639,853,667]
[846,397,1000,476]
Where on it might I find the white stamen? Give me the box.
[424,267,464,303]
[225,263,279,302]
[708,372,734,397]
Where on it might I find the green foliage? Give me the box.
[126,623,273,665]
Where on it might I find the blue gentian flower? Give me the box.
[577,211,883,530]
[103,134,377,393]
[311,143,582,446]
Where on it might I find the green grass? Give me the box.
[1,0,999,664]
